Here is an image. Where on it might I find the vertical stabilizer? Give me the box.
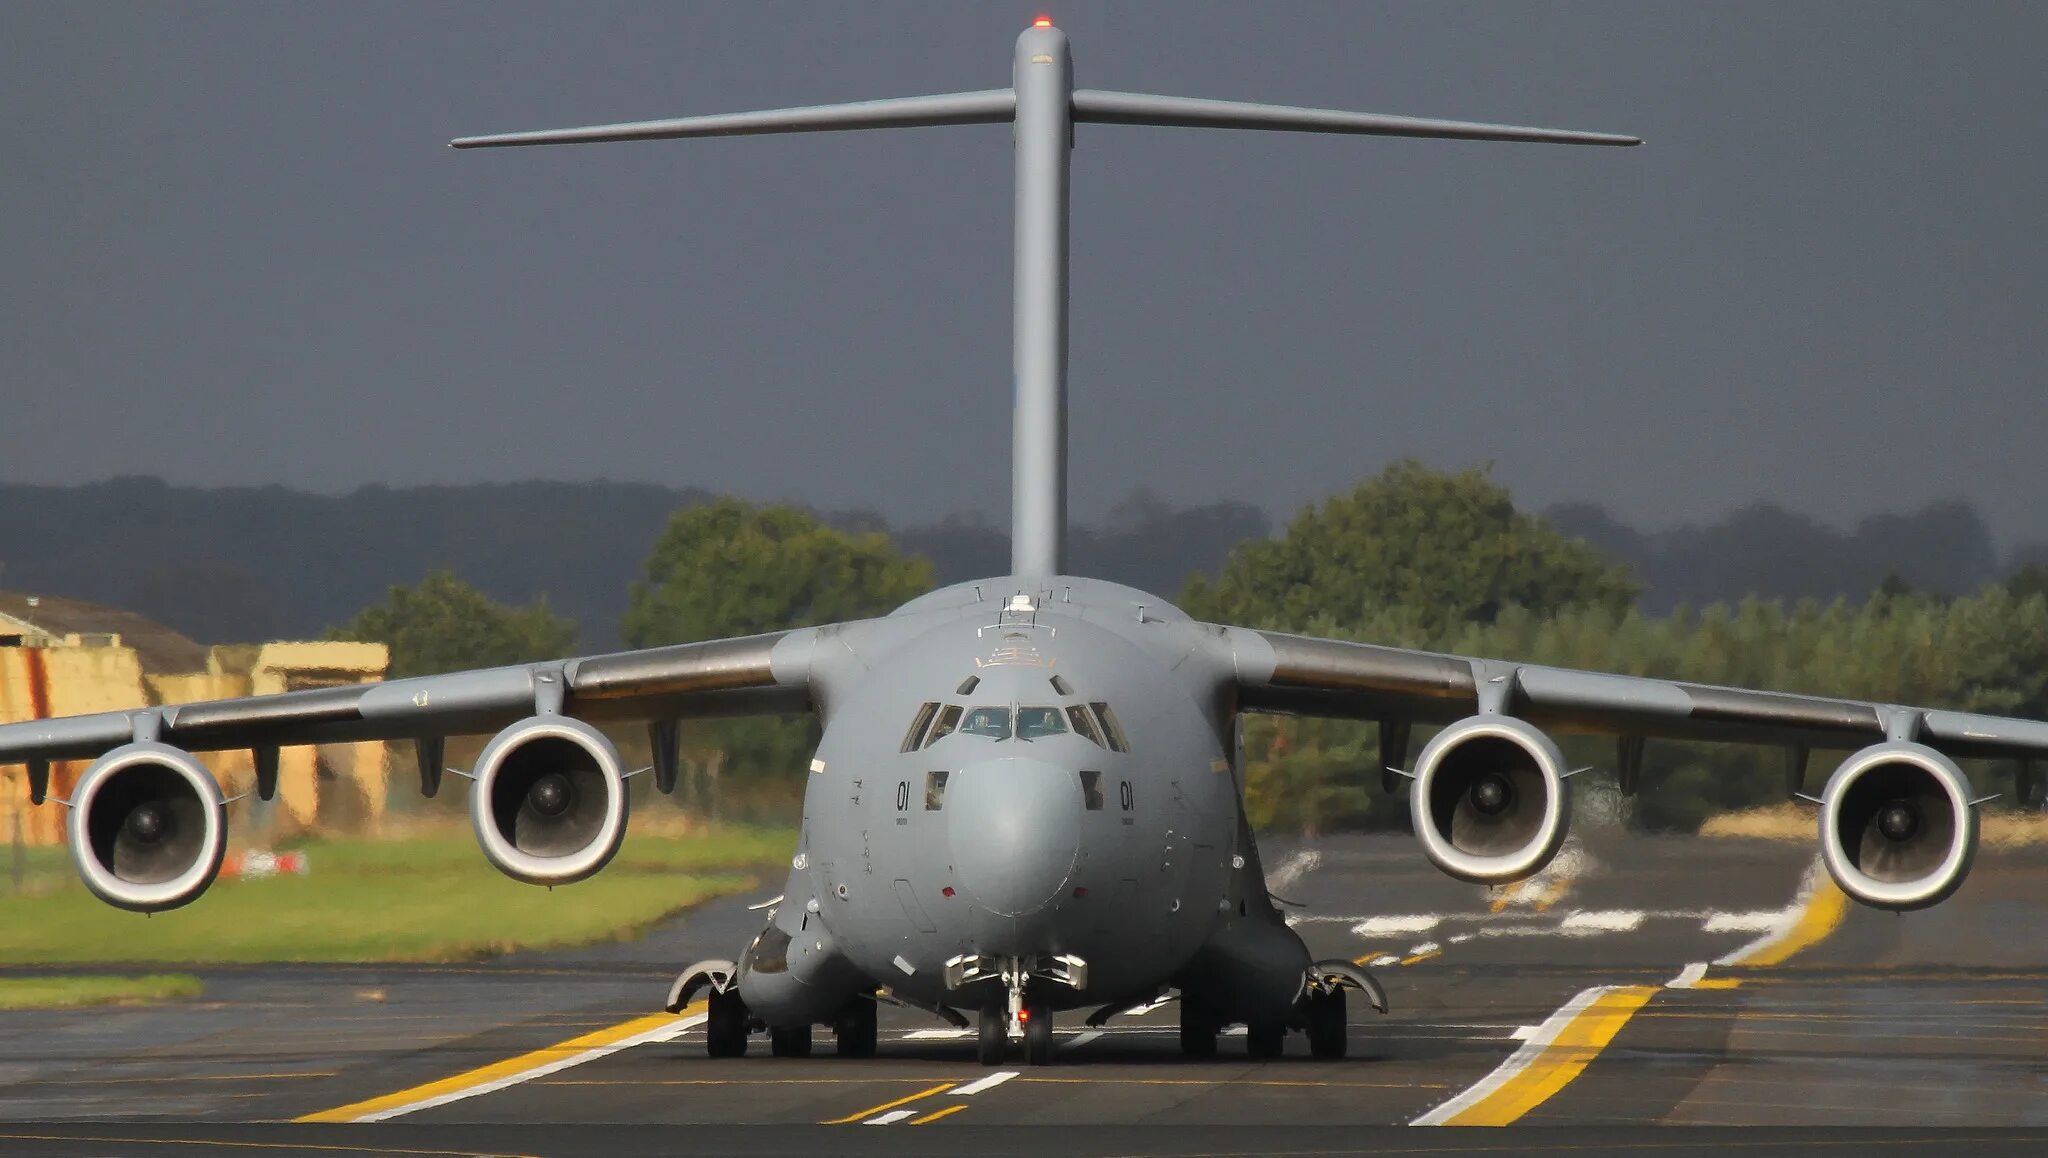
[1008,23,1073,579]
[452,20,1637,582]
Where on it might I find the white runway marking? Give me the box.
[1666,962,1709,989]
[1061,1030,1105,1051]
[1352,915,1440,936]
[1702,911,1783,933]
[951,1070,1018,1096]
[865,1109,917,1125]
[902,1028,973,1040]
[1312,907,1790,937]
[1561,910,1644,932]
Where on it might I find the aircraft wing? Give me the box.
[1213,623,2048,909]
[1215,625,2048,761]
[0,627,826,772]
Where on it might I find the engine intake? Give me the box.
[471,715,630,885]
[1820,741,1976,910]
[1410,716,1570,883]
[68,742,227,913]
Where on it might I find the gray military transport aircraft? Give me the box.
[5,18,2041,1068]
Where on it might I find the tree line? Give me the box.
[329,464,2048,832]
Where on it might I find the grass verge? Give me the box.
[0,973,203,1009]
[0,824,792,966]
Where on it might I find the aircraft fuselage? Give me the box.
[737,576,1310,1026]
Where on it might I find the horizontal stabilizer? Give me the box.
[451,89,1016,149]
[1071,89,1640,146]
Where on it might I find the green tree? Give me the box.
[1181,460,1639,635]
[621,500,933,820]
[327,571,578,678]
[622,498,932,646]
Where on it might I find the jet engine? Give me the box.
[1819,741,1976,910]
[470,715,630,885]
[1410,715,1570,883]
[68,742,227,913]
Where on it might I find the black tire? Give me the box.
[706,988,749,1059]
[1178,997,1218,1060]
[976,1005,1008,1067]
[1246,1019,1286,1060]
[1307,988,1347,1060]
[833,998,878,1059]
[1023,1003,1054,1067]
[770,1024,813,1058]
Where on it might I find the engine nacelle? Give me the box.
[1410,715,1570,884]
[68,742,227,913]
[470,715,630,885]
[1819,741,1976,910]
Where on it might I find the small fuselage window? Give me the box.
[959,706,1014,740]
[1091,702,1130,753]
[1016,706,1067,740]
[1066,705,1103,746]
[923,704,964,747]
[901,701,941,752]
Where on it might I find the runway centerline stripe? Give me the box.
[821,1081,954,1125]
[1411,984,1656,1126]
[294,1002,707,1124]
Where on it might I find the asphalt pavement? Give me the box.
[4,828,2046,1155]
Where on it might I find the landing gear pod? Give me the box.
[68,742,227,913]
[471,715,629,886]
[1410,715,1570,884]
[1820,741,1976,910]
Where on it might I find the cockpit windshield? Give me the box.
[1016,706,1067,740]
[958,706,1014,740]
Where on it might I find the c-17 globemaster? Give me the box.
[5,18,2039,1067]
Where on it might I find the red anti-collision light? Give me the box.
[942,886,955,897]
[1072,886,1087,898]
[1032,15,1053,28]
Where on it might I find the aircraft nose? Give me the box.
[946,755,1082,918]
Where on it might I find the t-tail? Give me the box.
[452,16,1638,580]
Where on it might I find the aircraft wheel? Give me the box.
[1023,1003,1054,1067]
[1246,1019,1286,1060]
[976,1005,1008,1066]
[706,988,749,1058]
[1306,988,1347,1060]
[1178,997,1218,1060]
[770,1024,813,1058]
[833,999,878,1059]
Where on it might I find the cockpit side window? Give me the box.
[1016,706,1067,740]
[923,704,964,747]
[901,701,940,753]
[1091,702,1129,753]
[959,706,1013,740]
[1067,705,1104,746]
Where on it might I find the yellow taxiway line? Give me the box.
[818,1081,955,1125]
[1414,985,1655,1126]
[1414,858,1849,1126]
[295,1001,706,1124]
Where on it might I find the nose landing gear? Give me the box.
[977,999,1054,1066]
[947,952,1087,1067]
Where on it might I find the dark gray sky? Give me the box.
[6,3,2045,546]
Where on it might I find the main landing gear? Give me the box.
[833,998,878,1058]
[707,985,750,1058]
